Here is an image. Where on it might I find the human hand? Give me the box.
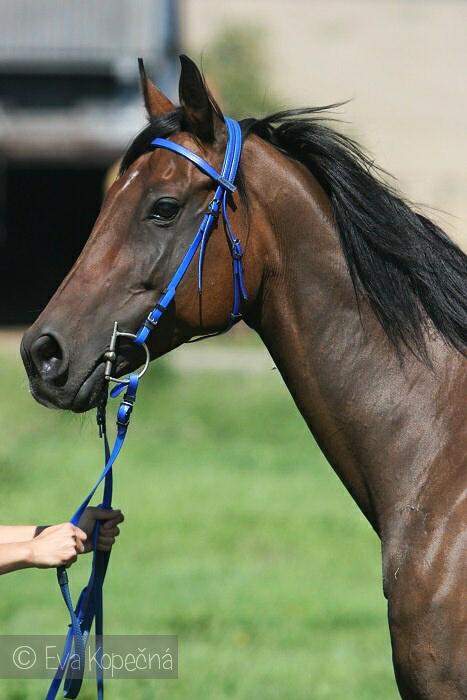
[29,523,87,568]
[77,507,124,553]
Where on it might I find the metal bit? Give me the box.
[104,321,119,380]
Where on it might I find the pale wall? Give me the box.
[181,0,466,248]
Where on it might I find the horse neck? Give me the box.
[243,139,459,536]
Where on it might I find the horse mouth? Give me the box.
[71,362,107,413]
[26,340,143,413]
[71,348,138,412]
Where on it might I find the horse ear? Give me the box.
[178,54,223,141]
[138,58,175,118]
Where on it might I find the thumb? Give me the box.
[73,527,88,542]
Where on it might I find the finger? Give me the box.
[73,527,88,542]
[102,518,121,531]
[97,536,115,549]
[107,511,124,525]
[97,543,112,552]
[93,508,122,522]
[101,513,123,529]
[75,539,85,554]
[101,526,120,537]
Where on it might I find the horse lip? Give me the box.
[28,384,61,410]
[71,362,106,413]
[71,346,136,413]
[28,342,142,413]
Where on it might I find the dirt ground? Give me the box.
[183,0,466,250]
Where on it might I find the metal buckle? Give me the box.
[205,198,221,218]
[218,176,236,192]
[231,239,244,260]
[103,321,150,385]
[116,400,134,427]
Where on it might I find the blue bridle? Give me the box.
[135,116,247,345]
[46,117,246,699]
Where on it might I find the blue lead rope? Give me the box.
[48,117,245,698]
[47,375,139,700]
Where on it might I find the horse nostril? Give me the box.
[30,333,68,383]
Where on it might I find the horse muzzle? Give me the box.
[21,327,105,412]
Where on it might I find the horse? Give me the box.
[21,56,466,699]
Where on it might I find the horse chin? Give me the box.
[71,363,107,413]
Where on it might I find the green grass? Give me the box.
[0,346,397,699]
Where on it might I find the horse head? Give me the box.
[21,57,260,412]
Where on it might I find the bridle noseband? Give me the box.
[47,117,246,700]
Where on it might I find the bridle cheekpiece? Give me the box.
[47,116,247,700]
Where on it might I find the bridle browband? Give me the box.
[47,117,246,700]
[137,116,247,346]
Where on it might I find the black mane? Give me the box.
[120,105,467,359]
[246,107,467,359]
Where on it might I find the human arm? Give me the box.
[0,507,123,575]
[0,525,45,544]
[0,523,87,575]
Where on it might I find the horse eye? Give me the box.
[150,198,180,222]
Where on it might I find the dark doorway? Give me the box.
[0,161,107,324]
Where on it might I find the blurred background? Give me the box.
[0,1,465,698]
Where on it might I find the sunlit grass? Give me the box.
[0,346,396,699]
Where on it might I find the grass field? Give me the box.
[0,338,397,699]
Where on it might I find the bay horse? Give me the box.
[21,56,466,699]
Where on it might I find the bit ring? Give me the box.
[104,330,151,385]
